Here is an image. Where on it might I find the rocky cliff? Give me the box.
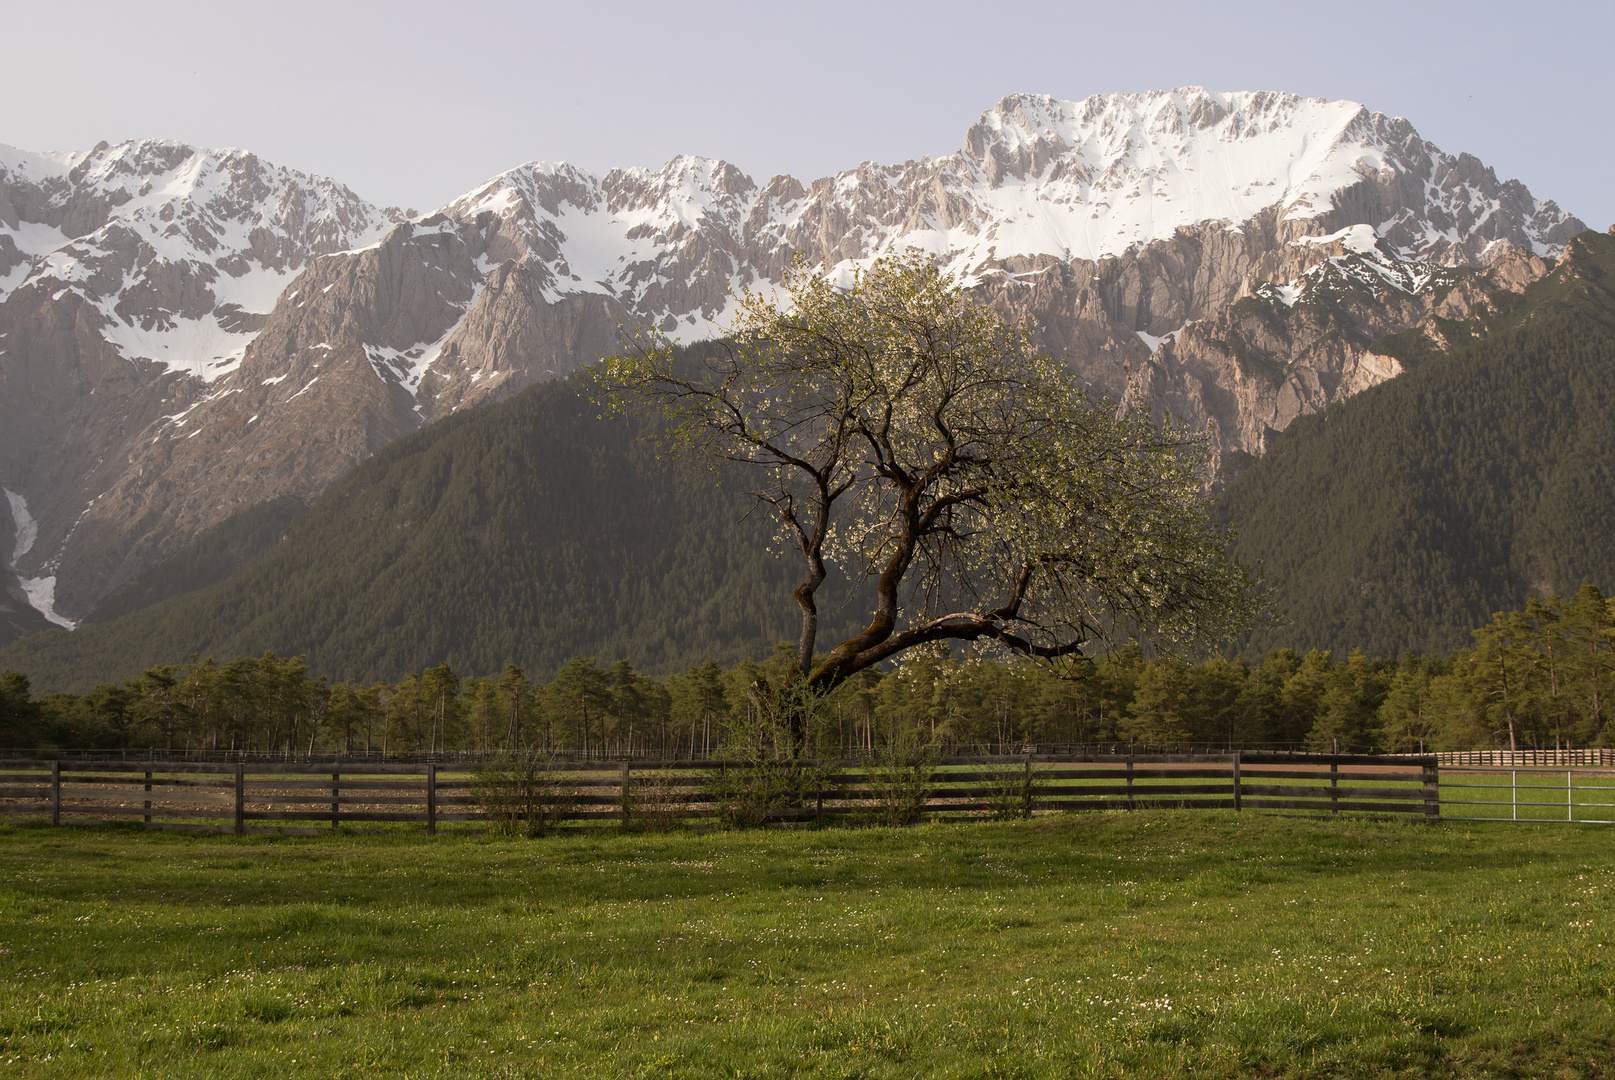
[0,89,1586,634]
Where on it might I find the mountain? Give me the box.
[1220,228,1615,656]
[0,89,1587,636]
[10,231,1615,689]
[0,140,400,627]
[0,370,877,693]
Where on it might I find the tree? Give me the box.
[669,659,729,757]
[548,658,611,756]
[132,665,186,749]
[420,662,461,755]
[1305,649,1387,753]
[1468,611,1536,752]
[605,252,1260,743]
[495,664,534,749]
[0,670,40,747]
[1560,585,1615,745]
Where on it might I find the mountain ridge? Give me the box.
[0,89,1588,633]
[1220,227,1615,655]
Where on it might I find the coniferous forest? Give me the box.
[2,585,1611,756]
[0,373,873,694]
[1222,230,1615,656]
[4,234,1615,755]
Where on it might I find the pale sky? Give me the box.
[5,0,1610,228]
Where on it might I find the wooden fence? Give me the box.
[1433,748,1615,768]
[0,753,1439,834]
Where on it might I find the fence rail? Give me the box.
[0,753,1445,835]
[1439,766,1615,823]
[1432,749,1614,768]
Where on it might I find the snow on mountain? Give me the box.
[1255,223,1461,309]
[0,139,399,379]
[0,89,1590,635]
[434,88,1580,349]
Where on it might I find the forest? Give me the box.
[1222,230,1615,656]
[3,585,1610,757]
[0,369,870,694]
[6,234,1615,694]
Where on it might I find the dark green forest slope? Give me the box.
[11,232,1615,691]
[0,377,868,693]
[1222,229,1615,656]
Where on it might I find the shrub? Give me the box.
[472,750,576,836]
[861,731,939,827]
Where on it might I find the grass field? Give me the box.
[0,813,1610,1079]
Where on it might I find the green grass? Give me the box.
[1441,770,1615,823]
[0,813,1611,1079]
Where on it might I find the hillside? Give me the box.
[0,374,870,693]
[2,90,1583,631]
[1220,229,1615,656]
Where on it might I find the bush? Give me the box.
[981,757,1040,820]
[472,751,576,836]
[707,758,832,829]
[861,732,939,827]
[623,768,692,833]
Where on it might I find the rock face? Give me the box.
[1129,226,1557,480]
[0,140,400,623]
[0,89,1587,634]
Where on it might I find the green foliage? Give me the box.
[0,669,40,745]
[470,750,576,836]
[605,251,1261,698]
[2,591,1609,757]
[705,673,837,827]
[704,757,832,829]
[1220,230,1615,657]
[0,373,870,694]
[980,757,1041,820]
[860,728,939,827]
[82,496,307,626]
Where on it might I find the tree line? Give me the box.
[2,585,1612,757]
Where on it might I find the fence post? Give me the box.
[331,771,340,830]
[144,769,152,825]
[1232,751,1241,812]
[1126,757,1134,811]
[1330,759,1339,816]
[234,764,244,835]
[1024,752,1033,819]
[620,760,632,831]
[1568,769,1574,823]
[1511,769,1517,821]
[1422,760,1440,819]
[50,762,60,826]
[427,764,437,836]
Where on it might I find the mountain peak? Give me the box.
[0,93,1592,635]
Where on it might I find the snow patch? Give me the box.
[1135,322,1194,353]
[1293,223,1380,256]
[19,575,77,630]
[364,279,486,402]
[1269,283,1302,306]
[4,489,38,565]
[285,376,320,401]
[98,308,252,382]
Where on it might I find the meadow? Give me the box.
[0,812,1610,1079]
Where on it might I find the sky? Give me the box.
[4,0,1610,228]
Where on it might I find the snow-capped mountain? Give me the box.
[0,140,401,628]
[0,89,1588,635]
[0,139,399,374]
